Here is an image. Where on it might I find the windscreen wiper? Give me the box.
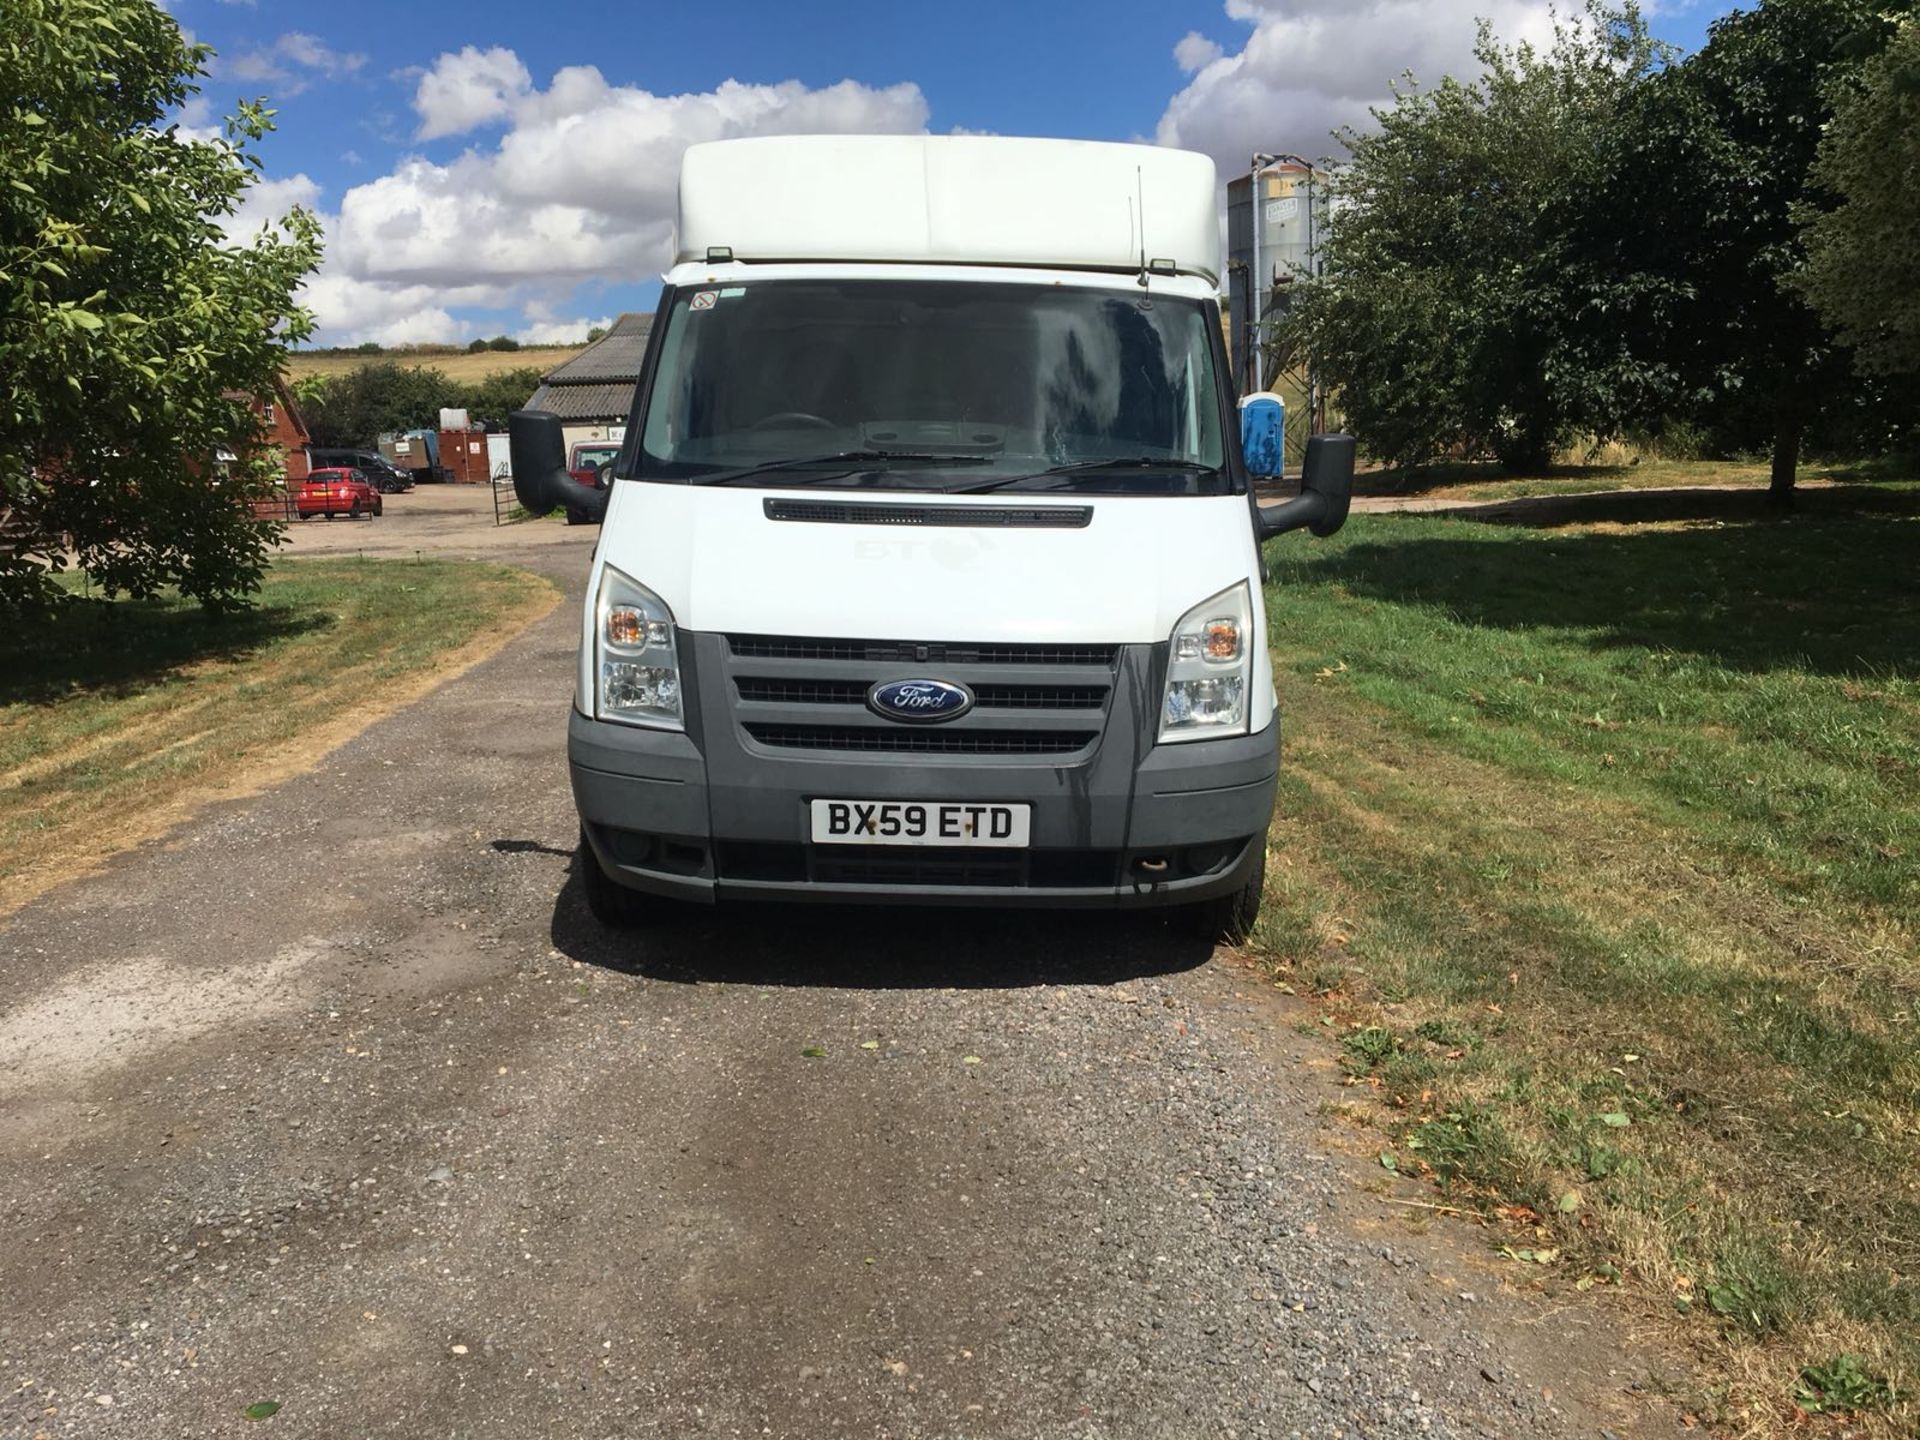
[943,457,1220,494]
[689,450,993,486]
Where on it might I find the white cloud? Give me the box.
[412,45,531,140]
[224,31,367,96]
[1174,32,1225,72]
[295,52,928,344]
[219,172,322,244]
[514,315,615,345]
[171,94,224,145]
[1157,0,1558,167]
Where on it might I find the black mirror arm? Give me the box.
[1254,491,1331,540]
[552,469,612,520]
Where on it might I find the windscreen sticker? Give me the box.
[689,290,717,311]
[719,286,747,298]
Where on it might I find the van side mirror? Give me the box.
[1255,433,1354,540]
[509,409,610,521]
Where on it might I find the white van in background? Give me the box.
[510,135,1352,941]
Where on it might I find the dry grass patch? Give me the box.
[282,346,585,384]
[0,557,557,916]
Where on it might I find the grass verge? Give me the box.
[1254,492,1919,1434]
[0,557,557,916]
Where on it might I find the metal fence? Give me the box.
[491,465,529,526]
[250,489,296,522]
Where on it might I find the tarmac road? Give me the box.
[0,521,1674,1439]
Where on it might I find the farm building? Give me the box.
[526,312,651,453]
[220,375,311,484]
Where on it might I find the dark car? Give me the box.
[308,447,414,494]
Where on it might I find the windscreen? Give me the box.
[637,279,1229,494]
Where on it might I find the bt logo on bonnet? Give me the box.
[867,679,974,724]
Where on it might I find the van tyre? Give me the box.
[1189,848,1265,945]
[580,830,658,928]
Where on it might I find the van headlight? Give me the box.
[595,566,682,729]
[1159,581,1252,743]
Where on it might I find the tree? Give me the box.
[585,325,608,344]
[1284,6,1669,471]
[1795,18,1920,378]
[0,0,321,613]
[458,366,544,430]
[1622,0,1915,500]
[298,362,453,448]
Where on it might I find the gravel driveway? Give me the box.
[0,521,1677,1438]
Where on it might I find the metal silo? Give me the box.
[1226,156,1333,463]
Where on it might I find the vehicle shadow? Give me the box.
[1,596,330,706]
[1295,488,1920,681]
[545,851,1218,990]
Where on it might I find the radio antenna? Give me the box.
[1135,165,1151,288]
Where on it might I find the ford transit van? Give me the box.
[510,135,1352,941]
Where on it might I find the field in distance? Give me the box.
[285,345,587,383]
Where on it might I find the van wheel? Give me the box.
[580,830,658,927]
[1188,848,1265,945]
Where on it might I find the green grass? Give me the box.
[1254,492,1919,1433]
[0,557,554,911]
[1356,454,1920,502]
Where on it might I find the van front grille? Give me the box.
[735,678,1109,710]
[727,635,1119,668]
[744,724,1097,755]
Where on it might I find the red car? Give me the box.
[565,441,620,525]
[296,466,383,520]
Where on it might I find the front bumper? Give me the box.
[568,640,1278,908]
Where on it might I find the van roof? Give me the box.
[677,135,1220,286]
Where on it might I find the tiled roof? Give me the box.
[526,381,635,421]
[539,311,652,385]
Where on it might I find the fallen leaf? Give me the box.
[1598,1111,1631,1128]
[800,1046,827,1059]
[242,1401,281,1421]
[1557,1190,1581,1213]
[961,1055,982,1065]
[1379,1151,1398,1172]
[859,1040,881,1051]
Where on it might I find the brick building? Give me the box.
[222,375,312,484]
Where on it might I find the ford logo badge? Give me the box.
[868,678,974,724]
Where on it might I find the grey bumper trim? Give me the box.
[569,641,1278,907]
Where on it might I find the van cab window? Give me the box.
[639,280,1228,494]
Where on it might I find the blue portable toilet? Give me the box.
[1238,392,1286,479]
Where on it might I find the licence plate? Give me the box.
[810,799,1030,848]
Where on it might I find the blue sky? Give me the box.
[172,0,1727,346]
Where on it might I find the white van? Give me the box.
[510,135,1352,941]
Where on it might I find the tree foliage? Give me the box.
[1618,0,1914,497]
[1287,0,1919,488]
[1284,6,1670,472]
[299,362,454,448]
[1796,17,1920,377]
[295,363,546,446]
[1,0,321,613]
